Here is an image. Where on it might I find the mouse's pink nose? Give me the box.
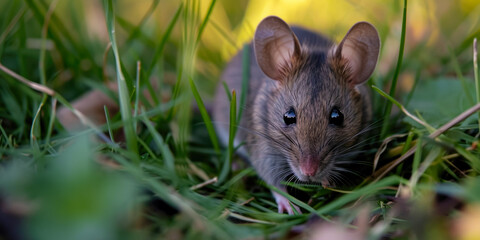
[300,155,319,177]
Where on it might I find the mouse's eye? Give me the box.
[329,107,344,126]
[284,107,296,126]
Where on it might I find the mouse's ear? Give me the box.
[335,22,380,86]
[254,16,301,81]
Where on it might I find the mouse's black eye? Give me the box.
[329,107,344,126]
[284,107,296,126]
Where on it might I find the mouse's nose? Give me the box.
[300,155,319,177]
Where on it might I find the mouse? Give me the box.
[213,16,380,214]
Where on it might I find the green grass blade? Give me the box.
[372,85,435,132]
[209,20,237,49]
[222,81,232,101]
[316,176,404,215]
[146,2,183,77]
[412,136,422,172]
[30,96,46,151]
[189,77,220,154]
[0,122,13,149]
[115,15,156,47]
[195,0,216,45]
[218,90,236,184]
[134,61,141,131]
[104,105,115,144]
[141,112,177,178]
[125,0,161,45]
[455,145,480,173]
[401,131,414,155]
[44,98,57,148]
[381,0,408,138]
[0,5,26,57]
[473,39,479,131]
[448,44,474,105]
[268,185,318,215]
[372,85,403,109]
[237,44,250,123]
[104,0,138,157]
[409,146,443,189]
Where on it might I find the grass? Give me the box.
[1,0,480,239]
[380,0,407,139]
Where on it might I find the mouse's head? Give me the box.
[253,16,380,185]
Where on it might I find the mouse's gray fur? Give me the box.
[213,16,379,213]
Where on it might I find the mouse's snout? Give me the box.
[300,155,319,177]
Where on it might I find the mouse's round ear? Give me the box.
[335,22,380,86]
[254,16,301,82]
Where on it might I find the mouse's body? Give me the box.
[213,16,379,214]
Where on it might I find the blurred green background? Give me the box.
[1,0,480,239]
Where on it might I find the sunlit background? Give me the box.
[1,0,480,239]
[73,0,480,101]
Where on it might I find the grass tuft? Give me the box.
[381,0,408,138]
[103,0,138,157]
[1,0,480,239]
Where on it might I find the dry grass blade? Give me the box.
[226,212,275,225]
[190,177,218,190]
[373,133,409,172]
[0,62,113,144]
[0,63,55,96]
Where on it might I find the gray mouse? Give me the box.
[213,16,380,214]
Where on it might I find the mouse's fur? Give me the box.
[213,16,379,213]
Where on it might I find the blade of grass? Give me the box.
[110,154,207,231]
[30,98,45,152]
[209,20,238,49]
[134,61,141,131]
[146,2,183,77]
[404,67,420,107]
[454,145,480,172]
[124,0,161,45]
[0,62,116,147]
[104,106,115,144]
[166,66,183,121]
[219,168,254,191]
[115,15,156,47]
[195,0,216,45]
[141,111,176,177]
[225,211,275,225]
[218,90,236,184]
[448,44,474,105]
[409,146,443,190]
[0,5,26,53]
[0,122,13,149]
[412,136,423,173]
[44,98,57,148]
[24,0,76,60]
[401,131,414,155]
[104,0,138,157]
[372,85,435,132]
[474,38,479,131]
[137,137,160,162]
[189,77,220,154]
[30,0,58,152]
[381,0,407,138]
[237,44,250,123]
[222,81,232,101]
[317,176,404,215]
[373,102,480,180]
[268,185,317,215]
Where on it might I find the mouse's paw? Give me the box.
[272,191,302,215]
